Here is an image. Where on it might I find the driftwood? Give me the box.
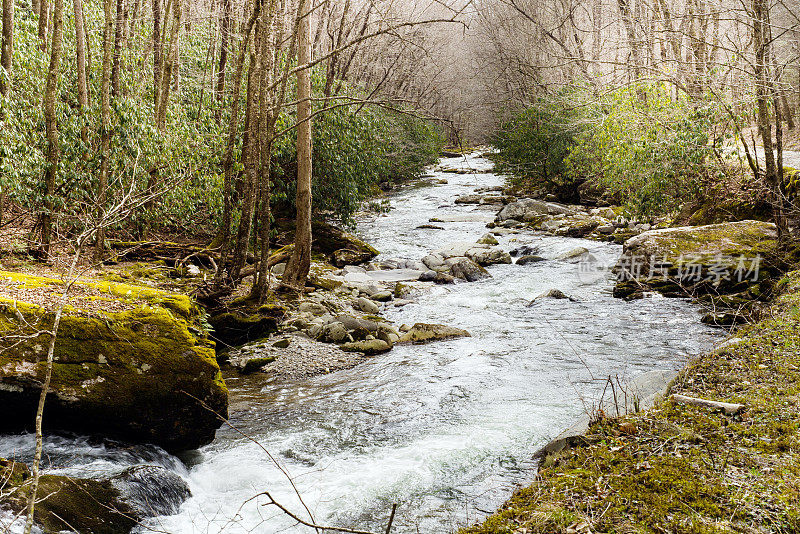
[672,394,746,415]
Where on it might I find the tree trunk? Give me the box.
[1,0,12,96]
[38,0,63,259]
[96,0,114,259]
[152,0,161,108]
[74,0,88,146]
[155,0,181,130]
[213,0,260,280]
[215,0,230,104]
[111,0,124,97]
[617,0,642,81]
[251,0,280,301]
[752,0,786,244]
[229,15,263,281]
[282,0,312,290]
[37,0,48,49]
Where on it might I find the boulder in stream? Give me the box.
[0,271,228,452]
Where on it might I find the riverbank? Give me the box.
[0,151,767,532]
[462,270,800,533]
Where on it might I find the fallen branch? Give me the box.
[672,394,746,415]
[238,246,293,279]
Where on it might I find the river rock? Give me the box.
[510,245,540,257]
[434,272,456,284]
[516,255,546,265]
[455,194,483,204]
[529,289,574,304]
[370,291,393,302]
[398,323,471,344]
[322,321,349,343]
[340,339,392,354]
[597,224,615,235]
[419,270,437,281]
[468,248,512,266]
[496,199,576,222]
[480,195,508,205]
[0,272,227,452]
[565,216,603,237]
[0,459,191,534]
[437,243,511,267]
[331,248,373,267]
[476,233,499,245]
[422,253,447,271]
[299,301,329,316]
[445,257,491,281]
[557,246,590,261]
[355,297,380,314]
[613,220,778,299]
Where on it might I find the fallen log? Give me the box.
[672,394,746,415]
[107,241,221,268]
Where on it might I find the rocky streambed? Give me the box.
[1,151,777,533]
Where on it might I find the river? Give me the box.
[0,152,723,533]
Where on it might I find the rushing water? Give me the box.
[0,153,724,534]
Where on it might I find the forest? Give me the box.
[0,0,799,531]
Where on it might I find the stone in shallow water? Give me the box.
[516,255,546,265]
[398,323,471,344]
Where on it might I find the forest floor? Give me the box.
[462,272,800,533]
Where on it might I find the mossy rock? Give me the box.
[613,221,779,299]
[0,274,228,452]
[340,339,391,354]
[1,458,137,534]
[398,323,471,344]
[684,198,772,226]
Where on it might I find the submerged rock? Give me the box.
[398,323,471,344]
[529,289,575,304]
[516,255,546,265]
[0,272,228,452]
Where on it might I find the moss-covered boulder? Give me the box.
[613,221,778,299]
[0,271,228,452]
